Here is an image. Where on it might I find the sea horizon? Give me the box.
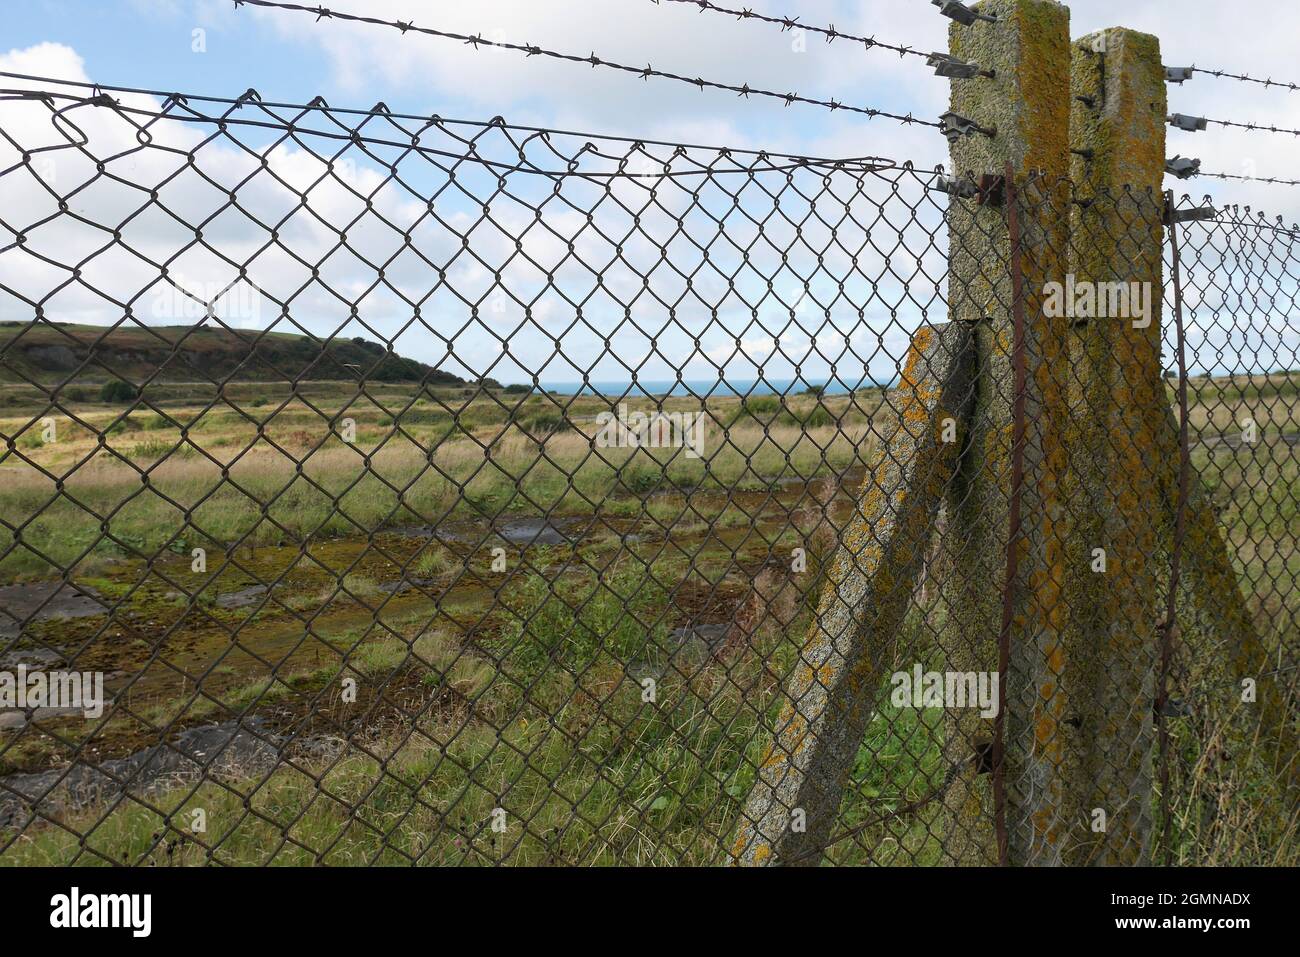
[533,377,899,397]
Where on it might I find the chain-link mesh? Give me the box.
[0,82,1293,866]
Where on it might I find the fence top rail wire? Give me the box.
[0,69,927,177]
[1,90,899,183]
[227,0,939,129]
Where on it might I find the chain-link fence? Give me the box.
[0,79,1294,866]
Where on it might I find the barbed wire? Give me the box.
[229,0,938,129]
[1199,170,1300,188]
[649,0,929,61]
[1200,116,1300,138]
[1191,65,1300,93]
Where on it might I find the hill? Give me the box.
[0,321,496,388]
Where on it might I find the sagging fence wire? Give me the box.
[0,77,1295,866]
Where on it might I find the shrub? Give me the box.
[519,410,572,435]
[99,380,139,403]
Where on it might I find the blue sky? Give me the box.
[2,1,1298,386]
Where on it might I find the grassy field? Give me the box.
[0,366,1296,865]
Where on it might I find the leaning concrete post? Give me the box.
[1150,404,1300,795]
[1064,27,1167,865]
[939,0,1074,865]
[729,321,975,866]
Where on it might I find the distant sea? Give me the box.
[536,377,897,397]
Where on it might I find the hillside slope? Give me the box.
[0,321,493,387]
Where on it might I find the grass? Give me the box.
[0,373,1297,865]
[0,568,951,866]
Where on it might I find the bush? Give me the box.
[99,380,139,403]
[504,383,533,394]
[741,396,781,417]
[518,410,572,435]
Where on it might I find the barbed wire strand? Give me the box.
[649,0,929,62]
[229,0,938,129]
[1200,170,1300,188]
[1191,65,1300,93]
[1192,116,1300,138]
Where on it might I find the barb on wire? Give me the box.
[229,0,938,129]
[649,0,929,61]
[1190,65,1300,93]
[1171,114,1300,138]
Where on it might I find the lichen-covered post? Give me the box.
[939,0,1074,865]
[1063,27,1167,865]
[728,322,975,866]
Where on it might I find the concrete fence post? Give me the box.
[1063,27,1168,865]
[938,0,1075,866]
[729,321,975,866]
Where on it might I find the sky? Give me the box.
[2,0,1298,387]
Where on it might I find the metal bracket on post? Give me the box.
[1164,66,1194,83]
[932,0,998,25]
[934,172,1006,205]
[929,52,996,79]
[1168,113,1208,132]
[940,111,997,141]
[1166,155,1201,179]
[1163,202,1216,225]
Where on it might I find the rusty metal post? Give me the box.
[938,0,1074,866]
[1063,27,1167,865]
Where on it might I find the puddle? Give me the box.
[0,705,98,732]
[0,583,107,639]
[386,516,592,548]
[215,585,269,609]
[670,623,732,646]
[377,577,436,596]
[0,647,65,670]
[496,518,580,546]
